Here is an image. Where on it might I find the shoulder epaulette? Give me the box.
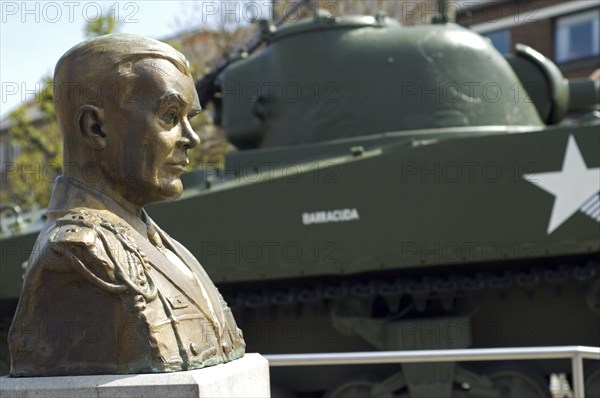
[51,208,101,246]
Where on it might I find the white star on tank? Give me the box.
[523,135,600,234]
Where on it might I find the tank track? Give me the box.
[223,258,599,396]
[224,258,600,317]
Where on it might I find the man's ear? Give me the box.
[77,105,106,150]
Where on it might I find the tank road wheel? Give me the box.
[324,378,375,398]
[484,363,551,398]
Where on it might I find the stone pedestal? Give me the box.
[0,353,269,398]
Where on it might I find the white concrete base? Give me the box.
[0,353,269,398]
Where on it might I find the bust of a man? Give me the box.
[8,34,245,376]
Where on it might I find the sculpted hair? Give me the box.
[53,34,191,145]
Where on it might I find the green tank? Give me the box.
[2,8,599,398]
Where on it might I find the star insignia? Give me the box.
[523,135,600,234]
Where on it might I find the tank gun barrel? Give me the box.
[568,78,600,111]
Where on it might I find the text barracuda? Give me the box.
[302,208,360,225]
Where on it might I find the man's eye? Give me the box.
[162,109,179,125]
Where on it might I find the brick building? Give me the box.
[457,0,600,78]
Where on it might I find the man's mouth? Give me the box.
[166,160,188,172]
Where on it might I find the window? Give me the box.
[483,30,511,54]
[555,8,600,63]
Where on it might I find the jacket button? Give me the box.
[190,342,200,356]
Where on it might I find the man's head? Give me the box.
[54,34,201,206]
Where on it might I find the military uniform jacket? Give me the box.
[8,177,245,376]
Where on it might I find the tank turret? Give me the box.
[222,13,546,149]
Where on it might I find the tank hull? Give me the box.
[150,126,599,282]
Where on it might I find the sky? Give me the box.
[0,1,256,118]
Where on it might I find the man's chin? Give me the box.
[157,179,184,201]
[125,178,183,206]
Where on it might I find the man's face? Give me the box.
[100,58,201,206]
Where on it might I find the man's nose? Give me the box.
[178,118,201,149]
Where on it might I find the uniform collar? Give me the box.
[46,176,148,236]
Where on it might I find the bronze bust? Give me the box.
[8,34,245,376]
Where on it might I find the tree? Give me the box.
[1,77,61,208]
[84,14,118,38]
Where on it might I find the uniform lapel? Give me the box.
[119,216,210,314]
[148,218,227,325]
